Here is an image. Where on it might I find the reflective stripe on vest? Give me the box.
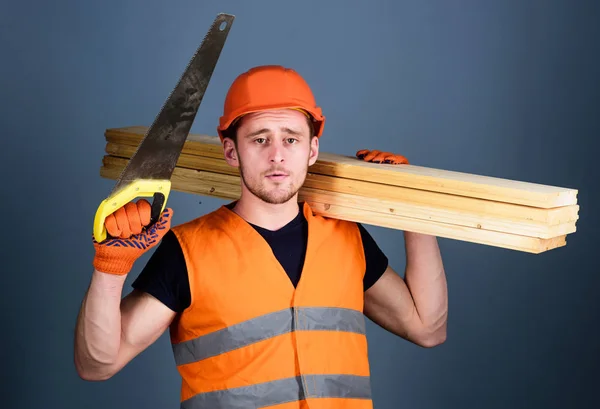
[172,306,366,366]
[180,374,371,409]
[173,306,370,408]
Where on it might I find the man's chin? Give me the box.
[262,194,296,205]
[258,187,298,205]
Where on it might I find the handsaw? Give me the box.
[93,12,235,243]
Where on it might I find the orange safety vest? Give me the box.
[169,202,373,409]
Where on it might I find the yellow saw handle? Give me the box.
[93,179,171,243]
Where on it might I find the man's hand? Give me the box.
[92,200,173,275]
[356,149,409,165]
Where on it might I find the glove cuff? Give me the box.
[92,245,137,275]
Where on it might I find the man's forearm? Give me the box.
[74,270,127,379]
[403,231,448,340]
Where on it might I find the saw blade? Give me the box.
[93,12,234,242]
[111,13,234,193]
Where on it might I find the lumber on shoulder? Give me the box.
[104,142,578,240]
[106,126,579,209]
[100,156,568,254]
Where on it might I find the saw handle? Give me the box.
[93,179,172,243]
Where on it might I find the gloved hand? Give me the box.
[356,149,409,165]
[92,199,173,275]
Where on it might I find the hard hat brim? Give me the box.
[218,103,325,140]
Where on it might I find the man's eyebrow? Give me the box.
[245,128,269,138]
[281,127,303,136]
[245,127,304,138]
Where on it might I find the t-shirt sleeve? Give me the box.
[357,223,389,291]
[131,230,191,313]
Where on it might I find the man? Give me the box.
[75,65,448,408]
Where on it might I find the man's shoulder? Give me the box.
[308,211,363,242]
[171,206,225,232]
[310,209,360,230]
[170,205,237,247]
[310,212,378,246]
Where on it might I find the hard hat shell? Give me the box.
[217,65,325,140]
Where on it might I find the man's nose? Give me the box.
[269,143,284,163]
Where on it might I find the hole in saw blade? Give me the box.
[219,21,227,31]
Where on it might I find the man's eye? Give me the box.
[287,138,297,144]
[255,138,266,144]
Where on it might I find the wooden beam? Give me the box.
[100,156,568,253]
[106,126,579,208]
[104,142,578,239]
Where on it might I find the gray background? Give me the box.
[1,1,598,408]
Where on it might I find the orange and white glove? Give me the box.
[92,199,173,275]
[356,149,409,165]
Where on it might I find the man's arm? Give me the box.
[75,202,175,380]
[364,231,447,348]
[74,270,176,381]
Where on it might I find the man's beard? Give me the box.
[238,158,308,205]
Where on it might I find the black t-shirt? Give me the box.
[132,204,389,313]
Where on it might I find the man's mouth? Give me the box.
[265,171,289,180]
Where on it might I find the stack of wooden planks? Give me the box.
[99,126,579,254]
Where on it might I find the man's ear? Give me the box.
[308,135,319,166]
[222,138,239,167]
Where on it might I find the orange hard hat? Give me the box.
[217,65,325,141]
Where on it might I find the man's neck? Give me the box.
[231,194,301,231]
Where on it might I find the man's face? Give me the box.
[223,109,319,205]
